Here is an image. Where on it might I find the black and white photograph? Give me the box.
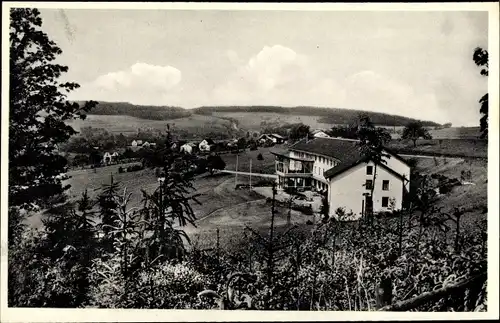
[1,2,498,321]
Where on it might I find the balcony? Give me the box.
[272,151,313,178]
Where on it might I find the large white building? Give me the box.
[271,137,411,220]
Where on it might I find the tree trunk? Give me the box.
[416,211,424,252]
[370,163,378,225]
[398,210,404,256]
[454,213,462,253]
[413,139,417,148]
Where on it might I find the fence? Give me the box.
[378,271,487,311]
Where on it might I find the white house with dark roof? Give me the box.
[271,137,411,220]
[312,129,331,138]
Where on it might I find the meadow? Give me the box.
[212,112,335,131]
[387,138,488,158]
[68,114,234,136]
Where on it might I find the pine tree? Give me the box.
[97,174,121,251]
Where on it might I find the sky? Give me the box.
[38,9,489,126]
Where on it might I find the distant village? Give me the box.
[99,130,334,166]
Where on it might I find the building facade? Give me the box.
[272,137,411,220]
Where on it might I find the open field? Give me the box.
[387,138,488,158]
[68,114,233,136]
[219,145,280,174]
[428,126,482,139]
[212,112,334,131]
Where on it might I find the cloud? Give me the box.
[338,70,448,123]
[213,46,451,123]
[71,62,182,105]
[213,45,334,106]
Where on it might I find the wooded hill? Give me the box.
[76,101,441,127]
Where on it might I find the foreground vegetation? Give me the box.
[8,8,488,312]
[9,163,487,310]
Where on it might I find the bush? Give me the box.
[118,166,124,173]
[257,153,264,161]
[254,179,275,187]
[126,164,143,172]
[88,259,209,309]
[292,203,313,215]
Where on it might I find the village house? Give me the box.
[103,151,119,165]
[270,133,286,144]
[199,138,215,152]
[271,137,411,220]
[131,140,143,147]
[180,142,197,154]
[312,129,331,138]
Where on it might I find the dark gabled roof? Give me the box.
[290,137,409,181]
[323,155,368,179]
[381,146,412,166]
[324,156,407,182]
[290,137,362,162]
[204,138,215,145]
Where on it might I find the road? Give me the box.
[220,169,278,179]
[399,154,461,160]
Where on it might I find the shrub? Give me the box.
[118,166,124,173]
[292,203,313,215]
[88,258,210,309]
[126,164,143,172]
[257,153,264,161]
[254,179,275,187]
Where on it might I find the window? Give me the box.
[365,180,373,190]
[366,166,373,175]
[382,180,390,191]
[314,166,317,174]
[382,197,389,207]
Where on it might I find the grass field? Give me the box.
[219,145,280,174]
[387,138,488,158]
[212,112,334,131]
[428,126,482,139]
[68,114,233,136]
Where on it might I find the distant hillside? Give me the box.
[79,101,191,120]
[77,101,440,127]
[193,106,440,127]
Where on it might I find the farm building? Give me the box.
[180,142,197,154]
[258,134,285,145]
[103,152,119,165]
[131,140,143,147]
[270,133,286,144]
[199,139,215,152]
[271,137,410,220]
[312,129,331,138]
